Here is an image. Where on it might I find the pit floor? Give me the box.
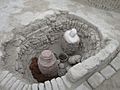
[0,0,120,90]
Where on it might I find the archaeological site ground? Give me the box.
[0,0,120,90]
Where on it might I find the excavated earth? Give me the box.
[0,0,120,90]
[1,11,103,83]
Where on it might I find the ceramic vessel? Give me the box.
[38,50,58,77]
[61,28,80,55]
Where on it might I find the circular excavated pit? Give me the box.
[1,11,103,83]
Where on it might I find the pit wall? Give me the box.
[84,0,120,12]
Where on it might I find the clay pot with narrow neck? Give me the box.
[61,28,80,55]
[38,50,58,77]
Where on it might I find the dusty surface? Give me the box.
[0,0,120,90]
[95,70,120,90]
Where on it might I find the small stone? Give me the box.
[59,63,65,69]
[57,60,60,64]
[68,55,81,65]
[16,47,20,52]
[58,68,67,77]
[66,65,72,71]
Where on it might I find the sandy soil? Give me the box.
[0,0,120,90]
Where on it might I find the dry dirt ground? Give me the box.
[0,0,120,90]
